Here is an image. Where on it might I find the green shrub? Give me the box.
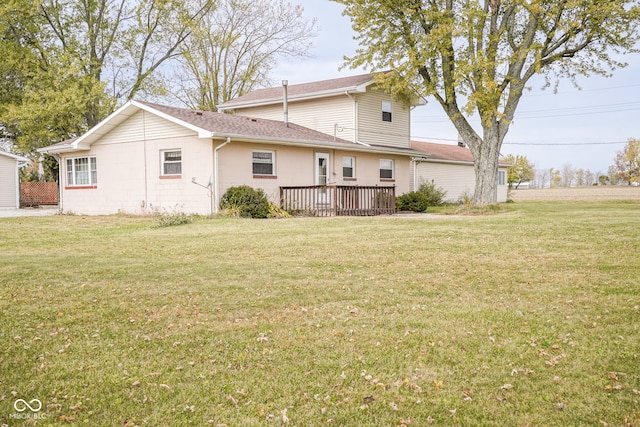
[220,186,270,218]
[396,191,431,212]
[417,181,447,206]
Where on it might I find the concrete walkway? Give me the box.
[0,206,59,218]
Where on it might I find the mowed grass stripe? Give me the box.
[1,201,638,426]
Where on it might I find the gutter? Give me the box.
[213,137,231,214]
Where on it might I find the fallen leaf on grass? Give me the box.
[159,384,174,393]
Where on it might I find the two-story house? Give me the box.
[39,73,427,215]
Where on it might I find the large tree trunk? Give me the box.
[470,127,502,205]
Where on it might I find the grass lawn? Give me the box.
[1,201,639,426]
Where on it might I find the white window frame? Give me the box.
[252,150,276,176]
[498,170,506,186]
[66,156,97,187]
[380,159,394,180]
[342,156,356,179]
[382,101,392,122]
[161,149,182,176]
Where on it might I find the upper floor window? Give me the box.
[343,156,356,179]
[382,101,392,122]
[161,150,182,176]
[253,150,275,176]
[380,159,394,180]
[66,156,97,187]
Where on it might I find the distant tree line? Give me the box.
[507,138,640,189]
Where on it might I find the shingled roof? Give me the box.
[40,100,425,156]
[411,140,510,166]
[138,101,355,145]
[219,73,376,110]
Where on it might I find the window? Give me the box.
[342,156,355,179]
[498,170,506,186]
[380,159,394,180]
[253,150,275,176]
[382,101,392,122]
[161,150,182,176]
[66,156,97,187]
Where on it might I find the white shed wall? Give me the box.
[0,155,18,208]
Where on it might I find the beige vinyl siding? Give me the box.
[356,89,410,148]
[94,110,197,146]
[413,161,509,203]
[232,97,356,142]
[0,155,18,208]
[415,162,475,203]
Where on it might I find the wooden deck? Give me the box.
[280,185,396,216]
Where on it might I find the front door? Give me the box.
[315,152,330,210]
[315,152,330,186]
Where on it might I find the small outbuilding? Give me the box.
[410,140,510,203]
[0,151,29,209]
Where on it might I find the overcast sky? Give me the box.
[273,1,640,174]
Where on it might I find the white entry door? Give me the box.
[315,152,330,186]
[315,152,330,208]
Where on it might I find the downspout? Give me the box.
[411,157,429,192]
[16,159,29,209]
[213,137,231,213]
[345,91,370,147]
[54,154,62,211]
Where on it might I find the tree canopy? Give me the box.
[612,138,640,185]
[336,0,640,204]
[173,0,316,111]
[504,154,534,189]
[1,0,315,163]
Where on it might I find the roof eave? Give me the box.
[211,133,424,156]
[218,83,374,111]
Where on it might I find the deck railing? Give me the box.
[280,185,396,216]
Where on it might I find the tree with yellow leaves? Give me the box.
[336,0,640,204]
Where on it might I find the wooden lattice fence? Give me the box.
[20,182,59,207]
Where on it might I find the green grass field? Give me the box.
[1,201,639,426]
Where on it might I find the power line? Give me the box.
[413,103,640,122]
[503,140,629,146]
